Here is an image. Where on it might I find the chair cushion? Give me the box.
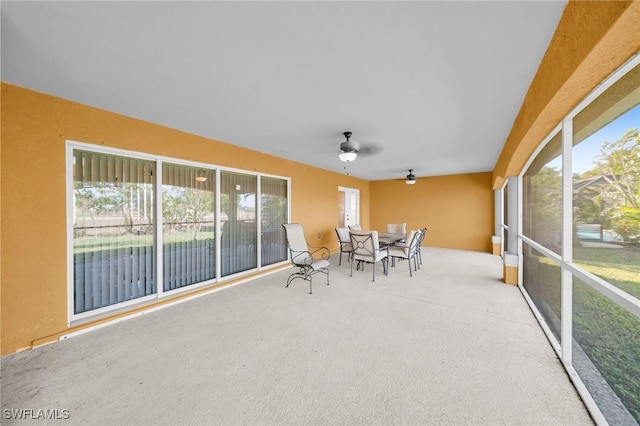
[353,250,387,262]
[336,227,351,243]
[374,250,388,262]
[311,259,330,271]
[388,230,416,257]
[387,246,408,258]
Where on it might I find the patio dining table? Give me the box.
[377,232,406,247]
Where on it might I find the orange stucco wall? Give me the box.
[370,173,494,253]
[493,0,640,188]
[1,83,372,355]
[0,84,493,356]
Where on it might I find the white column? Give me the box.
[494,189,501,236]
[492,189,502,254]
[507,176,519,255]
[561,117,573,365]
[503,176,519,284]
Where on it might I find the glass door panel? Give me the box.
[162,164,216,291]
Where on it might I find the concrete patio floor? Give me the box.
[1,247,593,425]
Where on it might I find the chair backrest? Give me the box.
[418,228,428,245]
[350,230,380,261]
[348,224,362,231]
[386,223,407,233]
[403,230,420,255]
[335,227,351,244]
[282,223,311,265]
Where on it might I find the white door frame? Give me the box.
[338,186,360,227]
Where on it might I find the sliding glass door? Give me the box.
[220,171,257,277]
[260,176,288,266]
[162,164,216,291]
[70,146,289,319]
[72,150,156,314]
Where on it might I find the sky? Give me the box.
[545,104,639,173]
[572,104,640,174]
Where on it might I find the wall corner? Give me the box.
[503,253,519,286]
[491,235,502,255]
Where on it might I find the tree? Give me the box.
[526,165,562,247]
[162,186,214,240]
[184,187,214,239]
[594,128,640,243]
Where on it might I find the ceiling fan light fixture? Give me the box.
[405,169,416,185]
[339,151,357,162]
[195,169,207,182]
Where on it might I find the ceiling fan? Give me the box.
[405,169,417,185]
[339,131,358,162]
[338,131,381,162]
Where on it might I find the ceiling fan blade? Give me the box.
[356,144,383,157]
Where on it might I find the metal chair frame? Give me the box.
[416,227,428,266]
[388,230,421,277]
[349,230,388,282]
[335,227,353,266]
[282,223,330,294]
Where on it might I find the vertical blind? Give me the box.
[260,177,288,266]
[73,150,155,314]
[220,171,257,276]
[162,164,216,291]
[72,148,289,315]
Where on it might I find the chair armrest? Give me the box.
[309,245,331,261]
[291,250,313,266]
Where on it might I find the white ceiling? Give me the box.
[1,1,566,181]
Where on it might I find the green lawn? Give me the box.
[531,244,640,423]
[74,231,214,254]
[573,244,640,298]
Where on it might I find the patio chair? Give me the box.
[335,227,353,266]
[387,230,420,277]
[349,230,388,282]
[386,223,407,234]
[416,227,428,266]
[282,223,330,294]
[385,222,407,246]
